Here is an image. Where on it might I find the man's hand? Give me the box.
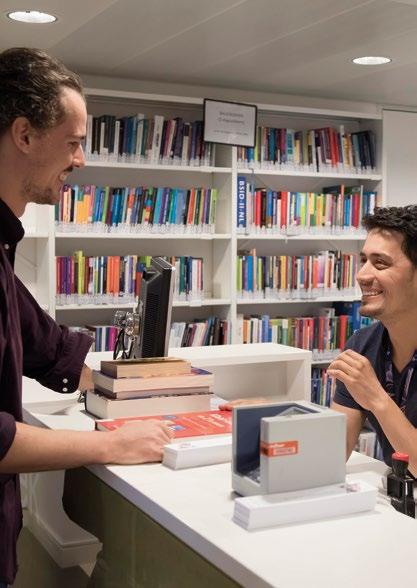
[107,419,174,464]
[78,364,94,391]
[327,350,388,413]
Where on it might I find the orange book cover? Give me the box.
[95,409,232,437]
[187,188,196,226]
[107,256,113,295]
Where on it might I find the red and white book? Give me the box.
[95,409,233,470]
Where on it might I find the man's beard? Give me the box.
[359,301,380,318]
[22,181,58,205]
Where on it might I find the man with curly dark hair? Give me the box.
[330,205,417,474]
[0,47,173,588]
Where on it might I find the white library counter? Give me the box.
[21,345,417,587]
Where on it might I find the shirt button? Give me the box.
[63,378,68,383]
[62,387,68,392]
[4,244,9,250]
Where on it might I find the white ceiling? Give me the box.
[2,0,417,107]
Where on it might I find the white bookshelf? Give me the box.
[15,88,384,345]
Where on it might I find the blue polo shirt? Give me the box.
[333,321,417,466]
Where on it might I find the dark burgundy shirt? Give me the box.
[0,198,93,584]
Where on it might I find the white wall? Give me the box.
[383,109,417,207]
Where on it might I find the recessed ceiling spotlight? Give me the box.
[7,10,57,24]
[352,56,391,66]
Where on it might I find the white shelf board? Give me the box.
[236,168,382,181]
[237,294,360,305]
[55,232,231,240]
[85,87,204,106]
[85,161,231,173]
[173,298,230,307]
[254,102,382,120]
[55,298,231,311]
[55,303,134,311]
[84,88,382,120]
[170,342,311,366]
[237,233,366,241]
[23,231,49,238]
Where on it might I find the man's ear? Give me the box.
[10,117,38,153]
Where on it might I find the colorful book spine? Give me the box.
[234,182,378,235]
[56,254,205,305]
[56,185,218,234]
[169,317,231,348]
[237,126,376,173]
[84,113,215,166]
[237,249,358,299]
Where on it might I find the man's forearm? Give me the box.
[0,422,109,473]
[373,398,417,475]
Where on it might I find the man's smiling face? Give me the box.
[22,87,86,206]
[357,228,417,322]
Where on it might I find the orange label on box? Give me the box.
[260,440,298,457]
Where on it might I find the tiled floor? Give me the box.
[13,527,89,588]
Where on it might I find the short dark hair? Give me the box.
[0,47,84,136]
[362,205,417,267]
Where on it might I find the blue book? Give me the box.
[266,190,272,228]
[178,190,187,225]
[96,187,105,224]
[268,129,275,163]
[170,189,178,225]
[160,188,169,225]
[153,188,163,226]
[247,255,253,293]
[237,176,247,229]
[261,315,270,342]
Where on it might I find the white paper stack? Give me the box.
[233,477,377,530]
[163,435,232,469]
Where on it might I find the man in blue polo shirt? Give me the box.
[329,205,417,475]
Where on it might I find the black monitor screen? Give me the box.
[133,257,175,358]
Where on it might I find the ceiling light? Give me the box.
[352,56,391,66]
[7,10,57,24]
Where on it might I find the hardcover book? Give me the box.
[94,383,212,401]
[92,367,213,395]
[85,389,213,419]
[100,357,191,379]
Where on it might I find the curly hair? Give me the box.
[362,205,417,267]
[0,47,84,136]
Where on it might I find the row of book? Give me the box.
[74,300,371,352]
[311,367,336,407]
[237,249,358,299]
[236,179,378,234]
[237,126,376,173]
[169,318,231,348]
[56,253,204,304]
[71,316,232,353]
[237,305,374,357]
[85,113,216,166]
[56,184,218,234]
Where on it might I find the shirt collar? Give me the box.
[0,198,25,246]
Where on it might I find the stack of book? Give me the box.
[85,357,214,419]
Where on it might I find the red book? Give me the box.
[280,191,288,228]
[338,314,348,351]
[95,409,232,438]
